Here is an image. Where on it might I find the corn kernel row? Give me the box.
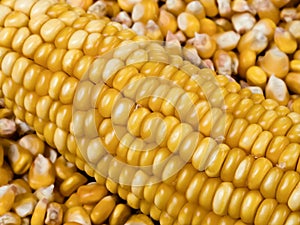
[105,0,300,102]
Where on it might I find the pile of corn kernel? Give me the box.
[1,0,300,224]
[0,104,157,224]
[79,0,300,111]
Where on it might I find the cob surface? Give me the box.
[0,0,300,224]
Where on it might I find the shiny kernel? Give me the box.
[91,195,116,224]
[276,171,300,204]
[60,172,88,197]
[240,191,263,224]
[198,178,221,211]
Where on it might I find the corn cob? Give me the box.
[0,1,300,224]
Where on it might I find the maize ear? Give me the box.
[0,1,300,224]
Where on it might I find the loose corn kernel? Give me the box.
[177,12,200,38]
[285,72,300,95]
[199,18,217,36]
[0,212,21,225]
[199,0,218,17]
[274,27,298,54]
[64,206,91,225]
[12,192,37,217]
[91,195,117,224]
[109,204,132,225]
[7,142,33,175]
[238,49,256,78]
[31,198,48,225]
[77,182,108,205]
[259,47,290,79]
[45,202,64,225]
[265,75,290,106]
[185,1,205,20]
[18,134,45,156]
[60,172,88,197]
[246,66,267,89]
[28,154,55,190]
[286,20,300,41]
[165,0,186,16]
[213,31,240,51]
[231,12,256,34]
[157,9,177,37]
[252,0,280,23]
[0,184,15,216]
[131,0,159,23]
[217,0,232,18]
[237,29,268,54]
[54,156,77,180]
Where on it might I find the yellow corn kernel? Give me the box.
[290,59,300,73]
[286,20,300,41]
[28,154,55,190]
[77,183,108,205]
[265,75,290,106]
[199,18,217,36]
[185,1,205,20]
[64,206,92,225]
[157,9,177,37]
[60,172,88,197]
[238,49,256,78]
[268,204,290,224]
[260,167,283,199]
[213,49,233,75]
[132,0,158,23]
[12,192,37,217]
[212,182,234,216]
[217,0,232,18]
[0,212,21,225]
[45,202,63,225]
[7,142,33,175]
[285,72,300,95]
[232,12,256,34]
[190,34,215,59]
[66,0,93,10]
[199,178,221,211]
[215,18,233,32]
[278,143,300,170]
[18,134,45,156]
[109,203,131,225]
[253,0,280,23]
[246,66,267,89]
[177,12,200,38]
[145,20,163,41]
[0,184,15,216]
[199,0,218,17]
[91,195,117,224]
[290,98,300,114]
[31,198,48,225]
[259,47,290,79]
[117,0,140,12]
[288,180,300,211]
[285,212,300,224]
[240,190,263,224]
[54,156,77,180]
[237,30,268,54]
[227,188,247,219]
[254,198,277,225]
[213,31,240,51]
[274,27,297,54]
[276,171,299,204]
[165,0,186,16]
